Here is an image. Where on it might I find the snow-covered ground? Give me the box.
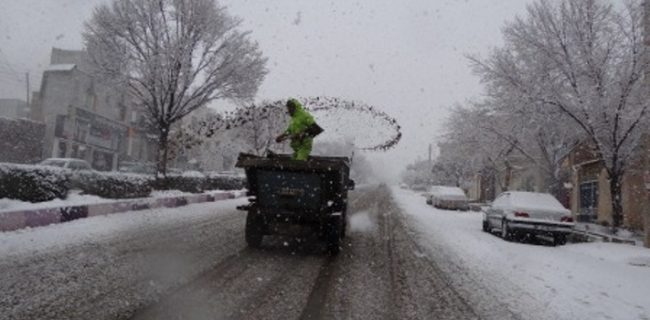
[392,187,650,320]
[0,189,242,213]
[0,191,112,213]
[0,197,248,259]
[0,197,250,320]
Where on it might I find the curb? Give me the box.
[0,191,243,232]
[570,229,639,246]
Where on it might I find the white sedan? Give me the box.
[425,186,469,210]
[482,191,575,245]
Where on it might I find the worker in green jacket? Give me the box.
[276,98,322,160]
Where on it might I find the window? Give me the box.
[57,141,67,157]
[579,181,598,222]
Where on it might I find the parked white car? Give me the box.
[40,158,93,171]
[482,191,575,245]
[425,186,469,210]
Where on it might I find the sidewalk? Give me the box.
[0,190,245,232]
[573,223,645,246]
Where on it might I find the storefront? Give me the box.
[51,107,126,171]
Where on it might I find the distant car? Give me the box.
[40,158,93,171]
[167,168,183,175]
[482,191,575,245]
[426,186,469,210]
[181,170,205,178]
[118,162,156,175]
[410,183,428,192]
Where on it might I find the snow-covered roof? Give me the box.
[45,64,76,72]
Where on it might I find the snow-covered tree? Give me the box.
[441,105,517,193]
[431,141,477,188]
[400,160,434,190]
[83,0,268,178]
[470,0,649,227]
[471,99,580,196]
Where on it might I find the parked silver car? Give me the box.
[482,191,575,245]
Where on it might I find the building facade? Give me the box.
[32,48,154,171]
[0,99,29,119]
[566,141,649,232]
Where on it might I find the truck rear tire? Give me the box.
[326,216,343,255]
[245,212,264,248]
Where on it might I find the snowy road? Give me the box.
[1,186,649,320]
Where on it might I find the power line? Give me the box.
[0,64,21,75]
[0,72,22,80]
[0,49,32,102]
[0,76,23,85]
[0,48,25,76]
[0,69,22,79]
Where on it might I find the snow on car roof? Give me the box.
[429,186,468,200]
[501,191,566,211]
[45,64,76,72]
[42,158,83,161]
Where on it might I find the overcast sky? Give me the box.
[0,0,533,180]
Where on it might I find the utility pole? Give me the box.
[428,143,433,185]
[25,72,30,104]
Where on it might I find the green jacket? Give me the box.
[286,99,315,146]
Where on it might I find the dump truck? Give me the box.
[236,153,355,254]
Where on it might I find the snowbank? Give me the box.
[0,189,240,213]
[0,189,244,232]
[0,197,247,259]
[0,192,110,213]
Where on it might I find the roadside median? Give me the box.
[0,190,245,232]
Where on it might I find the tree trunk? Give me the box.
[645,209,650,248]
[609,172,624,229]
[156,125,171,183]
[504,162,512,191]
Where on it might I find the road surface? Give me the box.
[0,185,514,320]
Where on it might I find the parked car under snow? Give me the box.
[482,191,575,245]
[40,158,94,171]
[425,186,469,211]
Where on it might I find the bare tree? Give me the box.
[470,0,649,227]
[227,102,290,156]
[83,0,267,177]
